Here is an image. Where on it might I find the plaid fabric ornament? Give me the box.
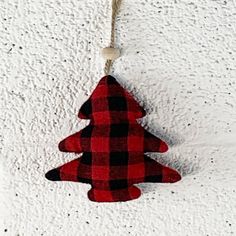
[45,75,181,202]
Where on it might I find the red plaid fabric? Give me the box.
[45,75,181,202]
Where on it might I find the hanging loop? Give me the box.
[102,0,122,75]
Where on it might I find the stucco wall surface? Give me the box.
[1,0,236,235]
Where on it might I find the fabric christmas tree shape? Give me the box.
[45,75,181,202]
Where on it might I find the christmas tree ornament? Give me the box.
[45,0,181,202]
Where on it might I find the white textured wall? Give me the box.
[1,0,236,235]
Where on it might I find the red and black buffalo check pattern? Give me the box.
[45,75,181,202]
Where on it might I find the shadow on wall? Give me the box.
[136,120,201,194]
[148,122,200,173]
[138,152,201,194]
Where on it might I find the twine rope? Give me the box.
[104,0,122,75]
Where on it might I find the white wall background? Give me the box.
[1,0,236,235]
